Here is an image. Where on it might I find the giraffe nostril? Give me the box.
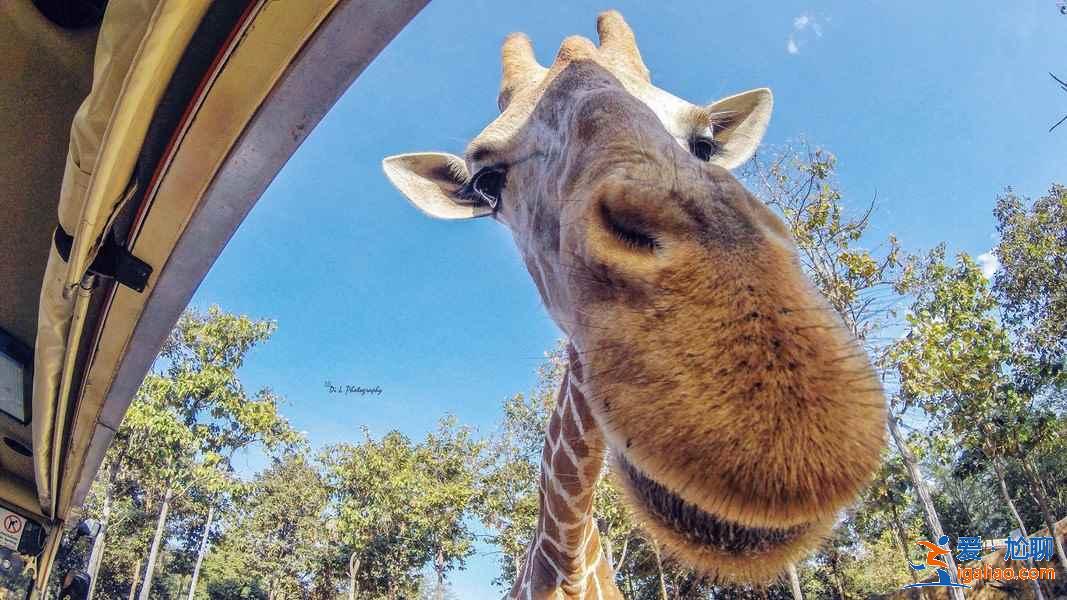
[598,201,659,252]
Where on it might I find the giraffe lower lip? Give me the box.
[618,455,809,554]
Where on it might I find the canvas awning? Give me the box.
[32,0,210,521]
[27,0,429,530]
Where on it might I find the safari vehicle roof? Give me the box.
[1,0,425,541]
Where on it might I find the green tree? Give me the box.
[890,251,1057,597]
[76,307,298,599]
[855,453,930,597]
[86,382,197,600]
[992,184,1067,387]
[417,417,484,598]
[323,421,482,600]
[324,431,428,598]
[133,307,299,600]
[222,453,330,600]
[991,183,1067,571]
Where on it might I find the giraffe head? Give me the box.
[383,11,886,583]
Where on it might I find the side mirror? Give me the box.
[59,570,91,600]
[53,519,101,583]
[74,519,101,540]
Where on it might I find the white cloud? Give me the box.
[786,13,826,54]
[977,252,1000,279]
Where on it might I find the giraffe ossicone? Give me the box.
[382,10,887,595]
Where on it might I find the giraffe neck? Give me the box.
[509,350,623,599]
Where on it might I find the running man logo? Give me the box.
[904,535,971,590]
[901,534,1057,590]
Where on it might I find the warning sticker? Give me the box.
[0,508,24,551]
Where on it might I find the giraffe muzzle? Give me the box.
[613,451,835,583]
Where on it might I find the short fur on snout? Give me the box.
[381,10,887,586]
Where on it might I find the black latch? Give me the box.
[53,226,153,293]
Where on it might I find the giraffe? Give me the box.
[509,344,619,599]
[382,10,888,596]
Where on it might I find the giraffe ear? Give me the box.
[381,152,494,220]
[706,88,773,170]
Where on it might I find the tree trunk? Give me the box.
[1023,456,1058,512]
[127,559,142,600]
[137,486,173,600]
[86,530,106,599]
[616,536,630,574]
[434,547,446,600]
[652,539,668,600]
[830,560,846,600]
[88,458,123,600]
[600,525,614,570]
[826,552,847,600]
[185,501,216,600]
[1021,457,1067,571]
[85,486,111,600]
[989,453,1047,600]
[887,414,965,600]
[510,552,521,587]
[348,552,360,600]
[786,563,803,600]
[889,505,927,600]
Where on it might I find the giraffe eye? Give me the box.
[690,137,721,162]
[469,166,507,209]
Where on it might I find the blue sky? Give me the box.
[189,1,1065,596]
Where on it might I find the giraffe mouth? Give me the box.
[617,455,811,555]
